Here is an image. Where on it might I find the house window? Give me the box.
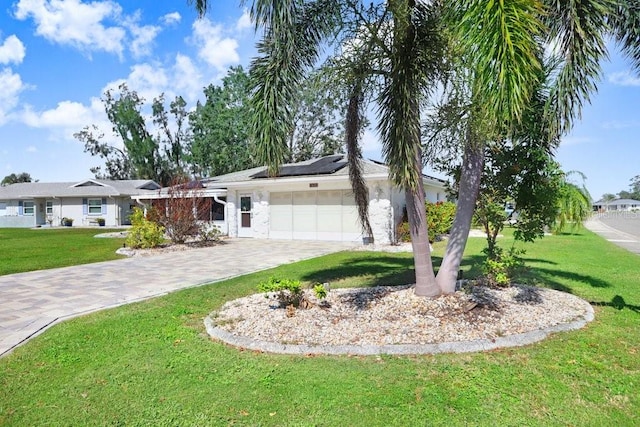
[46,201,53,214]
[88,198,102,215]
[23,201,35,216]
[212,197,226,221]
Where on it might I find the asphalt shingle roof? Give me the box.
[0,179,160,199]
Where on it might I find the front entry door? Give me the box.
[238,195,253,237]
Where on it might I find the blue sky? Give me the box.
[0,1,638,201]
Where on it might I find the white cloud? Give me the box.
[560,136,593,146]
[172,54,204,102]
[22,100,98,128]
[26,145,37,152]
[19,97,117,147]
[0,35,26,65]
[121,63,169,99]
[14,0,126,57]
[161,12,181,26]
[236,9,251,31]
[608,71,640,86]
[191,18,240,70]
[0,68,28,125]
[601,120,640,130]
[124,14,161,58]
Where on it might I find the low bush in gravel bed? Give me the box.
[0,229,638,426]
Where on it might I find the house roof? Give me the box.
[0,179,161,199]
[202,155,447,188]
[593,198,640,205]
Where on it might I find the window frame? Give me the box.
[23,201,35,216]
[87,198,102,215]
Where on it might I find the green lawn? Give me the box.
[0,229,638,426]
[0,228,126,276]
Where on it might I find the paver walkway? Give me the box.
[0,239,354,357]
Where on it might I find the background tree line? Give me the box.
[74,66,346,186]
[601,175,640,201]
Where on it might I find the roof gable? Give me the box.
[72,179,108,188]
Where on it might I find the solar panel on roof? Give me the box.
[250,155,347,179]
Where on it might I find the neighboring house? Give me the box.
[592,198,640,212]
[0,179,160,228]
[135,155,448,244]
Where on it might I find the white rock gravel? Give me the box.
[206,284,594,355]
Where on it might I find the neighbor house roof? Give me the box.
[0,179,161,199]
[593,198,640,205]
[201,155,447,188]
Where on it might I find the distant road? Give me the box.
[586,212,640,255]
[597,211,640,239]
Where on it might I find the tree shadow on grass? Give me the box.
[519,267,612,293]
[455,254,612,294]
[301,254,442,288]
[590,295,640,315]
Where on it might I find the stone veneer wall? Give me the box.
[368,182,394,244]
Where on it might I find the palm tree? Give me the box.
[552,171,592,234]
[190,1,640,296]
[434,0,640,293]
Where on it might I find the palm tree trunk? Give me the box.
[409,155,439,297]
[436,140,485,294]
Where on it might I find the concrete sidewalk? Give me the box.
[584,216,640,255]
[0,239,354,357]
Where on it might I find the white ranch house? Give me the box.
[135,155,448,244]
[592,198,640,212]
[0,179,160,228]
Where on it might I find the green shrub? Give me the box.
[482,246,525,288]
[426,201,456,242]
[258,278,329,310]
[258,277,304,307]
[199,225,221,243]
[313,283,328,299]
[396,201,457,243]
[125,207,165,249]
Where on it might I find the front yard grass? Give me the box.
[0,228,126,276]
[0,229,638,425]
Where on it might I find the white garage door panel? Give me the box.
[269,192,293,239]
[316,190,343,240]
[341,191,361,234]
[269,190,363,241]
[293,191,317,239]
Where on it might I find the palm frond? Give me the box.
[451,0,544,127]
[609,0,640,72]
[188,0,209,17]
[249,0,341,175]
[345,71,374,239]
[379,0,442,192]
[544,0,612,135]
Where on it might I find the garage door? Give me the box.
[269,190,362,241]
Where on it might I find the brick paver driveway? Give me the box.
[0,239,353,357]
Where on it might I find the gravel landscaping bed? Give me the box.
[207,283,593,354]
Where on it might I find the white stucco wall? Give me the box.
[226,192,238,237]
[425,183,446,203]
[252,188,270,239]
